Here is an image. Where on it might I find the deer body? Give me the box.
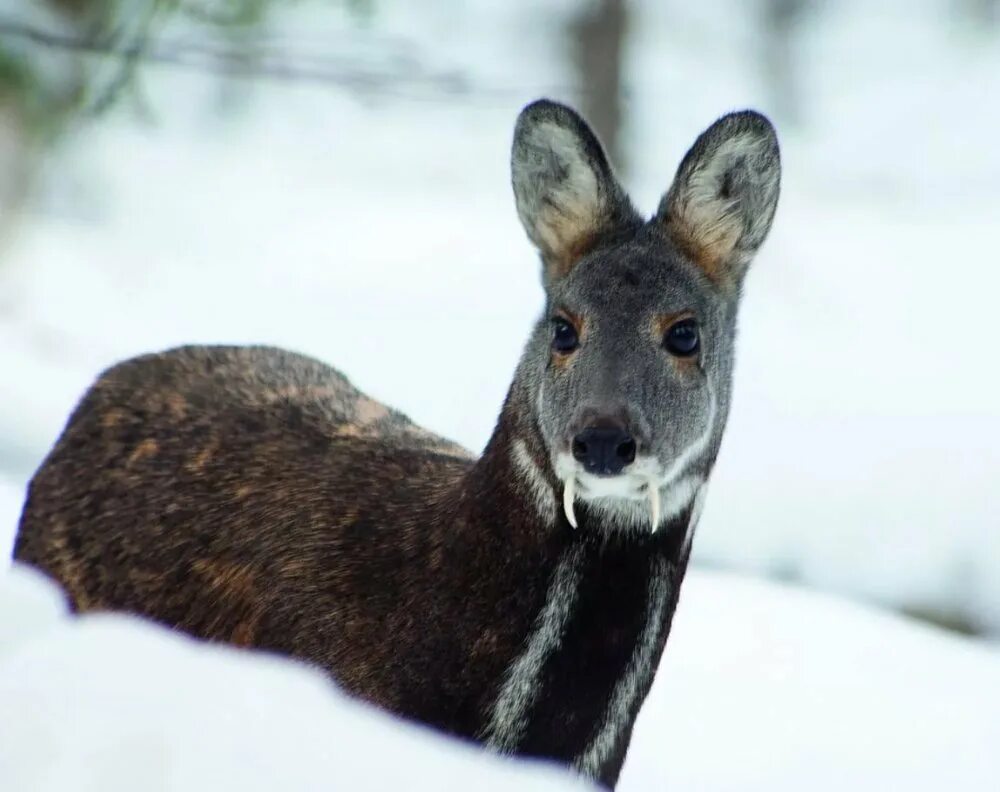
[15,101,781,788]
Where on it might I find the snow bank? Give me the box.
[0,565,591,792]
[624,571,1000,791]
[1,550,996,791]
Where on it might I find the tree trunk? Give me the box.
[570,0,629,173]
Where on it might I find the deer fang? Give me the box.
[648,476,661,533]
[563,476,578,529]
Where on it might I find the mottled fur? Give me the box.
[15,99,780,788]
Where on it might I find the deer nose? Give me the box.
[571,426,637,475]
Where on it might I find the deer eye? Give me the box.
[552,317,579,353]
[664,319,699,357]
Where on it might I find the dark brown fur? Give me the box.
[15,346,528,716]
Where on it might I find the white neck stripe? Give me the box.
[511,438,557,526]
[482,545,583,751]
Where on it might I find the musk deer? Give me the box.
[15,99,780,788]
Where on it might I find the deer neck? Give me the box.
[452,378,699,786]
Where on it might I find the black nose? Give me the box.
[572,426,636,475]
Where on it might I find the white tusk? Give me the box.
[648,476,661,533]
[563,476,578,529]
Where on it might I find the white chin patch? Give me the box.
[556,455,700,533]
[577,472,645,499]
[555,454,697,533]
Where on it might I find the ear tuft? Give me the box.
[512,99,638,285]
[657,111,780,289]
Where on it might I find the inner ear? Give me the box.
[511,100,639,285]
[657,111,781,289]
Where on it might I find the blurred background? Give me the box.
[0,0,998,641]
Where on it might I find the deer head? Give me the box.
[510,99,780,532]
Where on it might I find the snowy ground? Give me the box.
[0,567,592,792]
[2,474,998,790]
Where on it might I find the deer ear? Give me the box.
[657,111,780,289]
[512,99,638,285]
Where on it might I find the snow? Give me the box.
[624,572,1000,790]
[1,548,997,790]
[0,479,23,571]
[0,566,592,792]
